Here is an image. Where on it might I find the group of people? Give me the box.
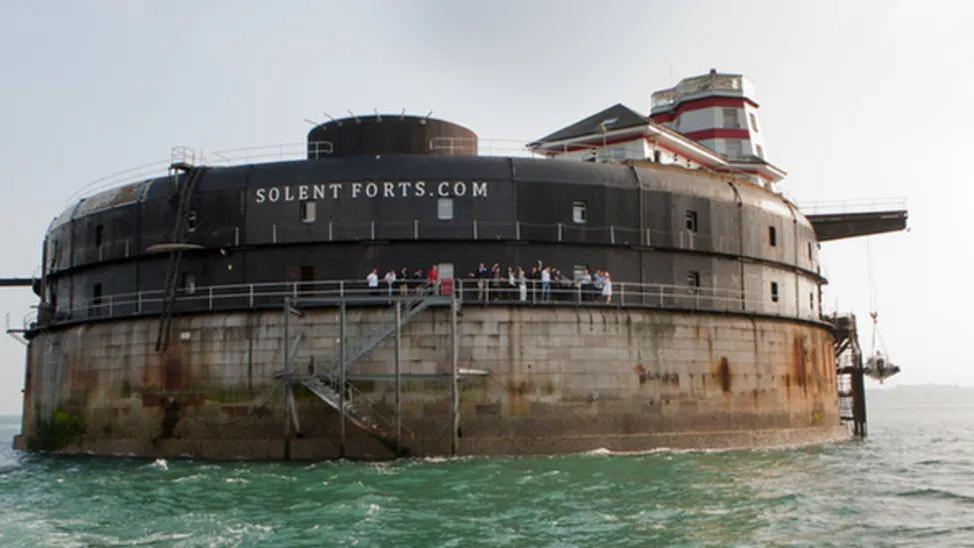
[469,261,613,304]
[364,261,614,304]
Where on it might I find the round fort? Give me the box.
[16,81,850,458]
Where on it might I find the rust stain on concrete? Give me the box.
[791,336,808,394]
[716,356,731,393]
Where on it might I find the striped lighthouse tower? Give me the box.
[650,69,768,163]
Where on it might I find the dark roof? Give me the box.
[530,104,648,146]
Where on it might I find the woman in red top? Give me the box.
[426,264,439,288]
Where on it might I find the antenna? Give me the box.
[374,108,381,122]
[302,118,318,126]
[323,112,340,126]
[400,108,406,120]
[347,110,361,124]
[421,110,434,125]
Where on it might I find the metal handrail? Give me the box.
[36,276,819,331]
[798,197,908,215]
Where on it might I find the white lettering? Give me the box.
[453,181,467,197]
[472,181,487,198]
[298,185,309,200]
[437,181,450,197]
[383,182,394,198]
[267,187,281,202]
[284,186,295,201]
[415,181,426,197]
[255,188,266,203]
[351,183,362,198]
[365,182,378,198]
[398,181,410,197]
[330,183,341,199]
[313,184,326,199]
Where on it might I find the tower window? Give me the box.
[769,226,777,247]
[687,271,701,288]
[755,144,764,159]
[685,210,699,233]
[809,292,815,311]
[807,242,813,261]
[770,282,779,303]
[749,112,759,132]
[437,197,454,220]
[94,224,104,247]
[726,140,743,158]
[722,108,740,129]
[187,210,198,232]
[572,201,587,224]
[300,200,316,223]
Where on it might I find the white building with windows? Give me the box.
[527,70,785,189]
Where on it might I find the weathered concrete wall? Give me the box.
[15,306,847,459]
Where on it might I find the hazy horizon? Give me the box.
[1,0,971,414]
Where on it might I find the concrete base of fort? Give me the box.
[14,305,850,459]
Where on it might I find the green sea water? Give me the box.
[1,401,972,546]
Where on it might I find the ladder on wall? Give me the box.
[831,313,867,437]
[155,166,207,351]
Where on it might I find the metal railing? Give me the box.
[66,138,543,207]
[30,276,818,331]
[798,197,908,215]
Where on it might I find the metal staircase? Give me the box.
[155,166,207,351]
[830,313,867,437]
[288,288,449,453]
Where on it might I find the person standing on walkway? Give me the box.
[383,269,397,297]
[366,268,379,296]
[517,267,527,302]
[426,264,439,293]
[541,265,551,302]
[476,262,490,301]
[602,272,613,304]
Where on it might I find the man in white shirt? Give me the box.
[541,266,551,301]
[367,268,379,295]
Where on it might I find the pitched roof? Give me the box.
[530,103,648,145]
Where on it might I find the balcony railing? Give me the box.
[28,276,821,331]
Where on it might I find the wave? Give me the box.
[897,488,974,504]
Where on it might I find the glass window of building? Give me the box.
[572,201,587,224]
[749,112,759,132]
[770,281,779,303]
[687,271,701,288]
[755,144,764,159]
[94,225,104,247]
[300,200,316,223]
[437,198,454,220]
[769,226,777,247]
[726,140,743,158]
[685,210,699,232]
[722,108,740,128]
[187,210,198,232]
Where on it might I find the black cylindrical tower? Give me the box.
[307,115,477,159]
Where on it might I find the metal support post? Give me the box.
[450,296,459,456]
[394,301,402,455]
[283,298,290,437]
[339,301,347,456]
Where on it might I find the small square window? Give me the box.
[437,197,454,220]
[722,108,740,128]
[725,140,743,158]
[572,201,587,224]
[94,225,104,247]
[755,144,764,159]
[809,292,815,311]
[769,226,777,247]
[770,282,779,303]
[187,210,198,232]
[300,200,316,223]
[685,210,699,233]
[749,112,759,132]
[687,271,701,288]
[807,242,813,261]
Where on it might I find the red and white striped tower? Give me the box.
[650,69,768,162]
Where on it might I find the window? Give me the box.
[769,226,777,247]
[687,271,701,288]
[187,210,198,232]
[770,282,779,303]
[181,273,196,295]
[755,144,764,159]
[94,225,104,247]
[92,283,102,303]
[809,292,815,311]
[807,242,813,261]
[725,140,743,158]
[685,210,699,232]
[749,112,759,132]
[722,108,740,128]
[437,197,454,220]
[572,201,587,224]
[300,200,316,223]
[653,150,662,163]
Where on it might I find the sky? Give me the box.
[0,0,971,414]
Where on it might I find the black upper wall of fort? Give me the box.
[41,155,822,322]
